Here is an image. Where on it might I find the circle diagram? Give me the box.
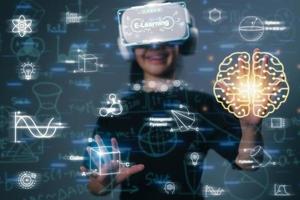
[224,165,269,200]
[239,16,264,42]
[213,51,289,118]
[17,171,38,189]
[138,123,177,157]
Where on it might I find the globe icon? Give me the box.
[239,16,264,42]
[138,123,177,158]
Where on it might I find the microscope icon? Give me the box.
[99,94,123,117]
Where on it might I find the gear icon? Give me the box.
[213,51,289,118]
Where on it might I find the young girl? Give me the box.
[80,2,264,200]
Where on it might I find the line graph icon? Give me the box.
[13,111,66,143]
[274,184,291,196]
[204,185,225,197]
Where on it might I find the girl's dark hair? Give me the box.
[130,60,144,84]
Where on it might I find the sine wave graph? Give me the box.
[14,111,65,143]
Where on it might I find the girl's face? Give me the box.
[134,45,179,79]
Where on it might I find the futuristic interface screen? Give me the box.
[0,0,299,200]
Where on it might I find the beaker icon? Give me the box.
[32,82,62,121]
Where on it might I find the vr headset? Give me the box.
[117,1,199,60]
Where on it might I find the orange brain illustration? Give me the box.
[213,52,289,118]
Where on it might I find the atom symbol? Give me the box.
[17,171,38,189]
[12,15,32,37]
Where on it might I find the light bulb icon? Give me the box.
[190,152,200,166]
[21,62,36,80]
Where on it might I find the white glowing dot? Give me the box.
[160,84,168,92]
[149,81,156,88]
[173,80,181,87]
[133,83,141,91]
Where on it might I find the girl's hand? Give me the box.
[216,48,269,127]
[80,136,144,195]
[240,48,269,127]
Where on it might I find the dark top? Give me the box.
[84,86,242,200]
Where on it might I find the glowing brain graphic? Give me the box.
[213,52,289,118]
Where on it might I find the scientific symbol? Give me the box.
[270,117,286,129]
[213,51,289,118]
[74,54,104,73]
[17,171,38,189]
[32,82,62,121]
[89,146,121,175]
[11,36,45,63]
[12,15,32,37]
[164,181,176,194]
[190,152,200,166]
[239,16,264,42]
[20,62,36,80]
[99,94,123,117]
[208,8,222,23]
[138,121,178,157]
[65,12,82,24]
[170,104,198,132]
[249,145,275,168]
[274,184,291,196]
[224,164,269,200]
[14,111,66,143]
[204,185,225,197]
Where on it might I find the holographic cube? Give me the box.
[78,54,98,72]
[89,146,121,175]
